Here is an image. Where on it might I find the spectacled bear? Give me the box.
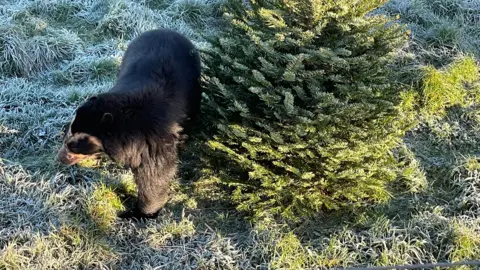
[56,28,202,220]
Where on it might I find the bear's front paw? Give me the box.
[118,208,160,221]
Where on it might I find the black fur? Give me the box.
[71,29,202,219]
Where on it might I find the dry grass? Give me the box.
[1,0,480,269]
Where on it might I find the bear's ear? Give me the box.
[101,112,113,125]
[88,96,98,101]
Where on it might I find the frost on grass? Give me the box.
[0,160,118,269]
[51,55,121,85]
[0,0,220,79]
[2,0,480,269]
[0,78,112,160]
[381,0,480,64]
[452,158,480,217]
[0,23,82,77]
[92,0,221,41]
[0,164,59,246]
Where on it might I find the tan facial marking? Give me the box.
[56,145,91,165]
[88,136,103,149]
[57,115,104,165]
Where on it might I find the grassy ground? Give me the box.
[1,0,480,269]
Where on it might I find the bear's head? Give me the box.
[56,96,113,165]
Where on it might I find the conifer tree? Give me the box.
[200,0,411,220]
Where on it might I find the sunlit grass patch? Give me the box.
[271,232,320,269]
[147,214,196,247]
[451,221,480,265]
[87,183,125,231]
[76,157,101,168]
[169,187,199,209]
[114,173,138,197]
[421,56,479,119]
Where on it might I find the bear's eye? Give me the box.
[67,141,80,152]
[67,136,102,155]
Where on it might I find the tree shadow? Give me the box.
[6,102,475,269]
[284,115,476,267]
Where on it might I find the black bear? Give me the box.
[56,28,202,219]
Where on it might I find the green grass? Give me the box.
[420,56,479,118]
[1,0,480,269]
[87,183,126,232]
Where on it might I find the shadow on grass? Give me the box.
[4,104,478,268]
[0,116,262,268]
[286,107,480,267]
